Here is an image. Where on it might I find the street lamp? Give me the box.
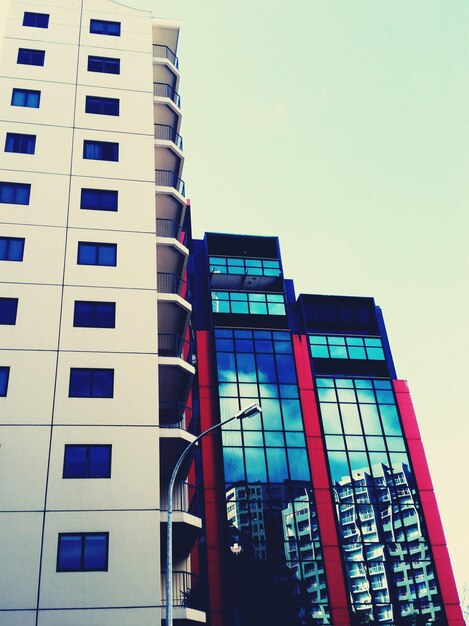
[165,403,262,626]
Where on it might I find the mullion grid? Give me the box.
[310,334,384,361]
[317,377,443,620]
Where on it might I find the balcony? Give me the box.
[155,124,183,151]
[161,571,206,623]
[161,483,203,560]
[160,402,199,479]
[159,333,191,360]
[154,82,181,108]
[158,332,194,407]
[157,272,188,297]
[156,169,185,197]
[157,218,186,242]
[153,44,179,69]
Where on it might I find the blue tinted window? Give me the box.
[211,291,286,316]
[87,55,120,74]
[77,242,116,266]
[63,445,112,478]
[0,237,24,261]
[11,88,40,108]
[5,133,36,154]
[73,301,115,328]
[83,141,118,162]
[23,12,49,28]
[85,96,119,116]
[90,19,121,36]
[80,188,118,211]
[0,298,18,325]
[57,533,108,571]
[17,48,45,66]
[0,182,31,205]
[69,368,114,398]
[0,367,9,396]
[310,334,385,361]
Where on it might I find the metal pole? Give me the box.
[165,404,261,626]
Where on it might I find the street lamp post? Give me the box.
[165,403,262,626]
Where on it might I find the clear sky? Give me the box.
[134,0,468,597]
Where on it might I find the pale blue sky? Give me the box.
[135,0,469,595]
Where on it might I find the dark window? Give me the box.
[80,188,118,212]
[23,12,49,28]
[0,237,25,261]
[69,368,114,398]
[57,532,109,571]
[0,182,31,205]
[87,55,120,75]
[0,298,18,325]
[11,88,41,108]
[83,141,118,162]
[77,242,117,266]
[73,301,116,328]
[5,133,36,154]
[89,19,121,36]
[17,48,45,66]
[63,445,112,478]
[85,96,119,116]
[0,367,9,396]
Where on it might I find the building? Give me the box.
[0,0,199,624]
[190,232,464,626]
[0,2,463,626]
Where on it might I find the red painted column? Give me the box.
[292,334,351,626]
[393,380,464,626]
[196,330,226,626]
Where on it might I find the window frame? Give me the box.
[85,95,120,116]
[63,444,112,479]
[0,298,19,325]
[0,366,10,397]
[69,368,114,398]
[0,237,25,261]
[83,140,119,162]
[17,48,45,66]
[11,88,41,108]
[0,182,31,205]
[89,19,121,36]
[56,532,109,572]
[5,132,36,155]
[73,301,116,329]
[80,188,118,212]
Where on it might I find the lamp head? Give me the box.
[236,403,262,420]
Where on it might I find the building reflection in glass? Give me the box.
[316,377,444,624]
[215,328,331,625]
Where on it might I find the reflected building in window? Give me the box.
[190,232,463,626]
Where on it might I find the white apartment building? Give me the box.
[0,1,200,624]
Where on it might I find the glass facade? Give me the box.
[212,291,285,315]
[215,328,331,625]
[209,256,281,276]
[316,377,444,624]
[310,335,385,361]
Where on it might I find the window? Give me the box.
[57,532,109,571]
[77,242,117,267]
[0,237,25,261]
[63,445,112,478]
[89,19,121,36]
[0,367,9,396]
[80,188,118,212]
[17,48,45,66]
[69,368,114,398]
[73,301,115,328]
[87,55,120,75]
[23,12,49,28]
[0,182,31,205]
[85,96,119,116]
[11,88,40,108]
[209,256,281,277]
[5,133,36,154]
[0,298,18,325]
[309,335,385,361]
[211,291,286,315]
[83,141,118,162]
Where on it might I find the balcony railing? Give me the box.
[157,272,187,296]
[154,124,183,151]
[158,333,191,361]
[159,401,198,434]
[156,218,186,242]
[161,571,204,610]
[153,44,179,69]
[154,82,181,108]
[155,169,185,196]
[160,482,201,517]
